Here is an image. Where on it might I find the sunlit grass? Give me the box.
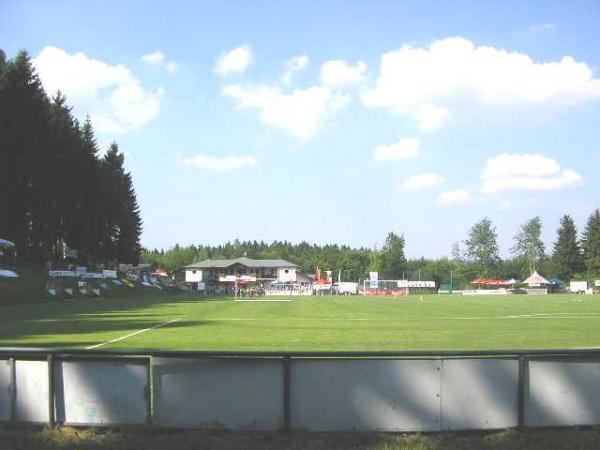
[1,293,600,351]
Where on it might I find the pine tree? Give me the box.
[1,48,143,266]
[117,172,143,264]
[79,116,105,262]
[582,209,600,275]
[551,215,584,280]
[0,51,52,259]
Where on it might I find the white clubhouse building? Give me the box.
[173,257,301,292]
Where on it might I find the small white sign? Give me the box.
[49,270,77,278]
[80,272,104,279]
[397,280,436,288]
[103,270,117,279]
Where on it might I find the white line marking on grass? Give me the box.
[447,314,600,320]
[85,318,182,350]
[234,299,293,302]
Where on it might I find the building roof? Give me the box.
[184,257,298,270]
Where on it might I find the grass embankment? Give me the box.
[1,427,600,450]
[0,265,172,307]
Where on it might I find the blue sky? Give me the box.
[2,0,599,257]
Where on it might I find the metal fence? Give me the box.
[1,348,600,431]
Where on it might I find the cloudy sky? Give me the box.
[2,0,599,257]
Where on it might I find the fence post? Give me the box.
[282,356,291,431]
[47,355,55,427]
[9,358,16,422]
[147,356,154,427]
[517,355,526,429]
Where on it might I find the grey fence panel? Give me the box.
[525,359,600,427]
[56,360,148,426]
[291,359,441,431]
[154,358,283,429]
[0,360,11,421]
[15,360,49,423]
[441,359,518,430]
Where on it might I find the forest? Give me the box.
[142,211,600,288]
[0,49,142,265]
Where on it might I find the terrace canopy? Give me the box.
[470,278,512,287]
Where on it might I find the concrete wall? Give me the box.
[291,359,441,431]
[154,358,282,429]
[0,360,11,421]
[525,359,600,427]
[441,359,518,430]
[56,360,148,426]
[15,360,48,423]
[2,354,600,431]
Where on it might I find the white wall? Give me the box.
[185,270,203,282]
[277,267,296,282]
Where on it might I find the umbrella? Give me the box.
[0,239,16,249]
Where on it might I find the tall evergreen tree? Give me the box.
[78,116,105,262]
[0,48,143,266]
[511,216,545,276]
[0,50,51,259]
[582,209,600,275]
[551,215,584,280]
[117,171,143,264]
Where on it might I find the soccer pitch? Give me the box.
[1,293,600,351]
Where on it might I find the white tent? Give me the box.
[523,271,549,287]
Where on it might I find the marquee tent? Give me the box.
[523,271,550,287]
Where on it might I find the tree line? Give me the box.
[142,211,600,287]
[0,49,142,265]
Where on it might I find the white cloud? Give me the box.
[141,51,165,65]
[181,154,257,172]
[34,46,164,134]
[411,105,450,133]
[528,23,556,34]
[222,84,350,139]
[373,137,420,162]
[320,60,367,87]
[215,45,252,75]
[481,153,583,194]
[165,61,179,73]
[141,51,179,73]
[438,189,473,205]
[396,172,444,192]
[362,37,600,132]
[282,55,310,84]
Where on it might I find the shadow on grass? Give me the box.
[0,289,232,348]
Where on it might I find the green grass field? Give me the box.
[1,292,600,351]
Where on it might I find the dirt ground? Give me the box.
[2,426,600,450]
